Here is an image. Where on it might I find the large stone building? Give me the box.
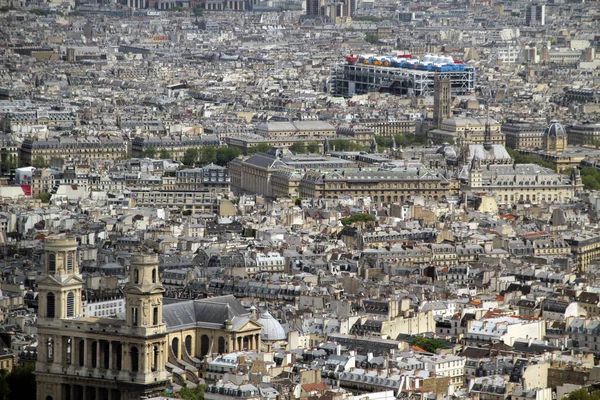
[465,160,583,205]
[566,122,600,146]
[428,117,504,146]
[229,147,355,198]
[502,121,545,150]
[131,135,220,161]
[20,137,127,166]
[255,121,335,138]
[300,168,457,203]
[35,236,170,400]
[163,295,264,359]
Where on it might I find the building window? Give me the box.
[218,337,226,354]
[153,345,159,372]
[78,340,85,366]
[185,335,192,355]
[66,252,74,272]
[131,346,139,372]
[132,308,138,326]
[67,292,75,317]
[48,253,56,274]
[172,338,179,358]
[153,307,158,325]
[91,341,97,368]
[46,293,55,318]
[66,338,72,365]
[134,269,139,284]
[47,338,54,362]
[152,268,157,283]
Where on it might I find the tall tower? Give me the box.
[433,76,452,127]
[37,235,83,322]
[36,242,170,400]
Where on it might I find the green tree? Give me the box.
[582,175,600,190]
[192,5,203,15]
[6,365,36,400]
[199,147,217,165]
[307,143,320,153]
[215,147,241,166]
[289,142,307,154]
[409,337,447,353]
[562,389,600,400]
[0,369,9,400]
[248,143,272,154]
[159,150,172,159]
[183,148,200,166]
[340,213,376,225]
[31,156,49,168]
[142,147,157,159]
[364,32,378,45]
[328,139,368,152]
[38,192,51,203]
[177,384,206,400]
[294,197,303,207]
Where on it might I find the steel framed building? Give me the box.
[330,62,476,98]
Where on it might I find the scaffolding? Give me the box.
[330,62,476,98]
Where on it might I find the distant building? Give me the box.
[525,4,545,26]
[502,121,546,150]
[566,122,600,146]
[176,164,230,192]
[433,77,452,127]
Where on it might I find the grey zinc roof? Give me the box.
[162,295,252,331]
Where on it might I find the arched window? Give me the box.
[201,335,210,356]
[134,269,139,284]
[46,293,55,318]
[131,346,139,372]
[153,307,159,325]
[152,268,157,283]
[47,338,54,362]
[185,335,192,355]
[172,338,179,358]
[66,292,74,318]
[48,253,56,274]
[218,337,226,354]
[66,252,74,272]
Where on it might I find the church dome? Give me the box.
[545,120,566,137]
[436,142,457,159]
[258,311,286,341]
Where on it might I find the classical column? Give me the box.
[84,338,90,368]
[71,337,78,366]
[122,343,129,371]
[140,344,147,373]
[96,340,101,369]
[108,341,113,371]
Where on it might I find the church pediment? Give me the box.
[234,319,263,333]
[37,274,84,287]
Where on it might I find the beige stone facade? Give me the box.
[35,237,170,400]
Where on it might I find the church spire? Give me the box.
[370,137,378,153]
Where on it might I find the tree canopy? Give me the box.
[329,139,367,152]
[409,337,447,353]
[0,365,36,400]
[564,166,600,190]
[289,142,306,154]
[562,389,600,400]
[340,213,376,226]
[506,148,556,170]
[248,143,273,154]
